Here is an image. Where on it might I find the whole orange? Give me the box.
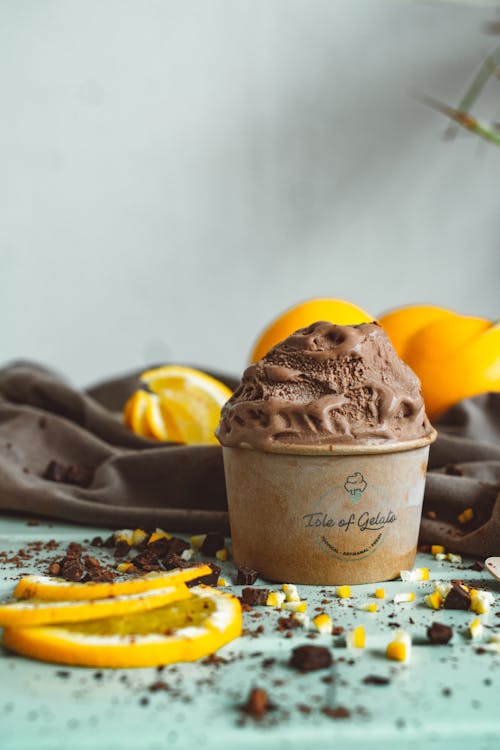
[378,304,456,359]
[403,314,500,419]
[249,298,373,362]
[379,303,500,419]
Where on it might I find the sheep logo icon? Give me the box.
[344,472,367,505]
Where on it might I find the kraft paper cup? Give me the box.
[222,431,437,585]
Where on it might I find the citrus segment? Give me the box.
[14,564,212,601]
[3,586,242,668]
[145,393,183,442]
[250,298,373,362]
[140,366,233,445]
[123,390,155,438]
[0,584,191,627]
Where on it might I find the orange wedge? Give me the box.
[14,564,211,601]
[3,586,242,668]
[0,584,191,627]
[140,365,233,445]
[123,390,155,438]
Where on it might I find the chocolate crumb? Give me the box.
[290,645,332,672]
[322,705,350,720]
[200,532,225,557]
[363,675,390,686]
[187,562,221,587]
[468,561,484,572]
[427,622,453,645]
[261,658,276,669]
[166,537,191,556]
[241,587,269,606]
[236,566,259,586]
[114,540,131,559]
[148,681,169,693]
[242,687,270,720]
[277,615,300,631]
[59,555,84,582]
[43,461,92,488]
[298,704,312,714]
[443,581,471,611]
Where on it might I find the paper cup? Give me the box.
[222,431,436,585]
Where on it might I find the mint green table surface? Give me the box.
[0,515,499,750]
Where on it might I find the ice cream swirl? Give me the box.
[216,321,433,450]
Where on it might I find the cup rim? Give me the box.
[223,427,437,457]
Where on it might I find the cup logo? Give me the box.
[344,472,367,504]
[302,473,398,561]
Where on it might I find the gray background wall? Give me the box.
[2,0,499,385]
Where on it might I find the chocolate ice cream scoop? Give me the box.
[216,321,433,450]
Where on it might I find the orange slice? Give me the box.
[14,564,211,601]
[0,584,191,627]
[140,366,233,445]
[3,586,242,668]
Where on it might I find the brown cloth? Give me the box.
[0,362,499,556]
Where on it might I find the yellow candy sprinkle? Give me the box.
[292,612,310,628]
[394,592,415,604]
[346,625,365,649]
[148,529,172,544]
[312,613,332,634]
[336,585,351,599]
[431,545,445,556]
[469,618,483,640]
[217,578,228,587]
[400,568,429,583]
[190,534,206,549]
[282,600,307,614]
[424,591,443,610]
[215,548,229,562]
[457,508,474,525]
[282,583,300,602]
[363,603,377,613]
[116,562,133,573]
[131,529,148,546]
[266,591,286,608]
[470,590,495,615]
[386,630,411,662]
[114,529,133,545]
[375,588,385,599]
